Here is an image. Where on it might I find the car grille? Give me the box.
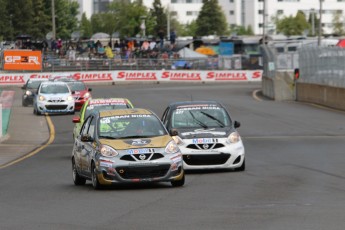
[48,99,65,103]
[120,153,164,161]
[186,143,225,150]
[183,153,230,165]
[116,164,170,179]
[45,105,68,110]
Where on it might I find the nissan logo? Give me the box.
[203,144,209,149]
[139,154,146,160]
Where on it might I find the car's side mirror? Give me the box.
[72,116,80,123]
[170,128,179,136]
[88,88,92,92]
[21,85,25,90]
[234,121,241,128]
[71,91,75,94]
[81,134,93,142]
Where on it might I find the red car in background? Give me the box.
[54,78,92,110]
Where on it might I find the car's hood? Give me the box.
[73,90,88,96]
[40,93,71,99]
[174,127,234,138]
[99,135,172,150]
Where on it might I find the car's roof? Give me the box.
[168,101,223,109]
[28,78,48,82]
[99,108,153,117]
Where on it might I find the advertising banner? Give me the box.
[3,50,42,71]
[0,70,262,85]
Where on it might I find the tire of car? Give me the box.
[72,158,86,186]
[171,172,185,187]
[235,158,245,172]
[91,162,102,190]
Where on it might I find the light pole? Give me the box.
[262,0,267,45]
[318,0,322,46]
[140,16,146,38]
[311,8,315,36]
[52,0,56,40]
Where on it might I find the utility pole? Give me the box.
[52,0,56,40]
[318,0,322,46]
[311,8,315,36]
[262,0,267,45]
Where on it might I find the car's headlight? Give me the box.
[84,92,91,98]
[172,135,184,145]
[67,95,74,101]
[100,145,119,157]
[38,95,46,101]
[165,140,180,154]
[25,90,32,96]
[227,132,241,143]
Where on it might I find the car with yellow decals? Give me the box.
[71,108,185,189]
[72,98,134,139]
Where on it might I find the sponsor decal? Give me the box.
[100,161,113,168]
[207,71,248,80]
[181,131,225,136]
[252,71,262,79]
[89,99,126,105]
[0,75,25,84]
[192,138,216,144]
[73,72,112,81]
[29,74,51,79]
[3,50,42,71]
[126,148,154,154]
[117,72,157,80]
[170,153,182,163]
[161,71,202,81]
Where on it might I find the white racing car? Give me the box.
[161,101,245,171]
[33,81,75,115]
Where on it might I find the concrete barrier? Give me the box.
[262,70,296,101]
[296,83,345,111]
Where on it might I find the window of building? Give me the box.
[230,10,234,15]
[258,10,263,14]
[229,0,234,2]
[277,10,283,15]
[259,23,263,28]
[171,11,178,16]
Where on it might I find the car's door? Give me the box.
[161,106,171,128]
[77,116,93,175]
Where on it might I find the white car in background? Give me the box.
[33,81,75,115]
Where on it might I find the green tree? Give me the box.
[0,0,12,40]
[79,13,92,38]
[8,0,34,38]
[150,0,167,37]
[31,0,51,39]
[107,0,148,38]
[229,25,253,35]
[54,0,79,39]
[195,0,228,36]
[332,11,344,36]
[276,11,309,36]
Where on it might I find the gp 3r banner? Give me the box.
[3,50,42,71]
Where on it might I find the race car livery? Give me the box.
[161,101,245,171]
[71,108,185,189]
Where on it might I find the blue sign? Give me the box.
[219,42,234,56]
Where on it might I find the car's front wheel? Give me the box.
[72,158,86,185]
[91,162,102,190]
[171,172,185,187]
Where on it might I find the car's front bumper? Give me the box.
[36,100,75,114]
[179,138,245,170]
[94,153,184,185]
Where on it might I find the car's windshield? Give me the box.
[40,84,70,94]
[27,80,46,89]
[67,82,86,91]
[171,106,231,128]
[85,103,131,119]
[98,114,167,139]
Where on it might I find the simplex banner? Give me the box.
[0,70,262,85]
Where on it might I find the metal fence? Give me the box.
[261,42,345,88]
[299,46,345,88]
[0,50,263,72]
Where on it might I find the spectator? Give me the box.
[170,30,176,48]
[149,38,157,50]
[158,29,164,50]
[141,40,150,50]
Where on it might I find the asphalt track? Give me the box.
[1,82,345,230]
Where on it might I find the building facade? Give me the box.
[76,0,345,35]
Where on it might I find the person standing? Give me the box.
[158,29,164,50]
